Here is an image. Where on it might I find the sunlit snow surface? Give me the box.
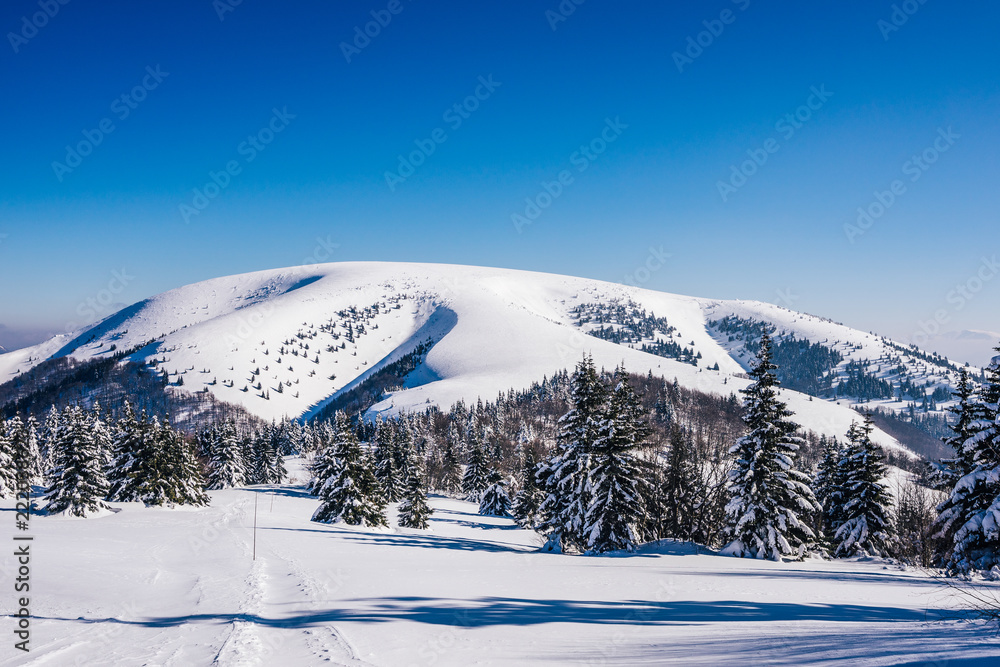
[4,459,999,666]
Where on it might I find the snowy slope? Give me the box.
[4,473,997,666]
[0,261,978,456]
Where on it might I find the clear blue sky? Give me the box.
[1,0,998,352]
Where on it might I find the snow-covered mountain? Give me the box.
[0,262,982,456]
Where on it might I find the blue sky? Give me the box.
[1,0,997,354]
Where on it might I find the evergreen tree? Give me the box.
[0,422,15,498]
[722,333,819,560]
[312,415,387,527]
[936,349,1000,572]
[536,355,607,552]
[813,434,844,544]
[512,446,544,529]
[373,421,405,502]
[934,368,978,490]
[8,415,43,487]
[584,368,650,553]
[43,405,110,517]
[206,420,246,490]
[661,424,701,542]
[106,404,148,502]
[157,418,210,506]
[398,452,433,529]
[461,436,489,502]
[832,415,895,558]
[439,440,462,494]
[479,468,512,517]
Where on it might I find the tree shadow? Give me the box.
[261,525,532,554]
[35,596,952,630]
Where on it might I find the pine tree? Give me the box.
[43,405,110,517]
[398,452,433,529]
[157,419,210,506]
[479,468,512,517]
[584,368,650,553]
[813,434,844,544]
[832,415,895,558]
[536,355,607,552]
[661,424,701,542]
[461,436,489,502]
[107,404,148,502]
[936,349,1000,572]
[8,415,43,487]
[373,421,405,502]
[312,414,387,527]
[512,446,544,529]
[439,440,462,494]
[934,369,978,490]
[722,333,819,560]
[206,420,245,490]
[0,422,15,498]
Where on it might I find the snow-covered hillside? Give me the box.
[0,262,980,456]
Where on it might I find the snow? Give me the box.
[5,464,1000,666]
[0,262,972,457]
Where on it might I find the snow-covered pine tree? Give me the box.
[267,441,287,485]
[512,446,544,529]
[813,434,844,544]
[933,368,978,491]
[398,451,433,529]
[661,424,701,542]
[106,402,146,502]
[311,414,387,527]
[722,333,819,560]
[479,468,512,517]
[832,415,895,558]
[308,416,345,496]
[373,420,405,502]
[461,435,489,502]
[439,440,462,494]
[43,405,110,517]
[39,405,61,471]
[536,355,607,552]
[7,415,43,488]
[0,422,15,498]
[936,349,1000,572]
[206,420,246,490]
[157,418,210,507]
[584,367,650,554]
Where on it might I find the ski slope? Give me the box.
[0,262,975,456]
[3,460,998,666]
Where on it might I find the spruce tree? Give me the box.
[536,355,607,552]
[723,333,819,560]
[157,419,210,506]
[107,403,145,502]
[373,421,405,502]
[832,416,895,558]
[584,368,650,553]
[479,468,512,517]
[936,349,1000,572]
[512,446,544,529]
[813,434,844,544]
[43,405,110,517]
[0,423,15,498]
[934,368,978,490]
[206,420,246,490]
[398,452,433,529]
[461,436,489,502]
[440,440,462,494]
[8,415,43,487]
[661,424,701,542]
[312,415,387,527]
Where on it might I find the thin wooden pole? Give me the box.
[253,493,258,561]
[270,492,275,512]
